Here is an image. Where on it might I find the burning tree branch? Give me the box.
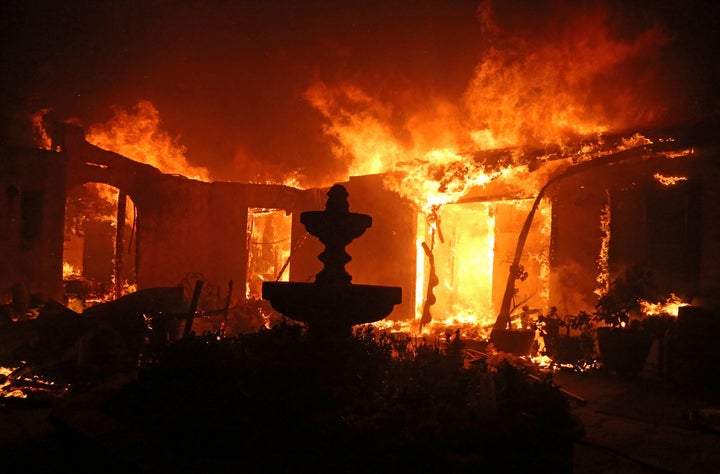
[419,241,438,332]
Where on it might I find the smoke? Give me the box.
[1,0,717,186]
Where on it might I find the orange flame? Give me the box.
[306,5,667,214]
[305,3,667,337]
[596,196,611,297]
[86,101,210,181]
[640,293,688,317]
[465,8,666,151]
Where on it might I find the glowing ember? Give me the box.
[653,173,688,186]
[662,148,694,159]
[0,366,65,399]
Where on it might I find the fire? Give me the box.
[61,101,207,304]
[640,293,688,317]
[466,5,667,150]
[596,196,611,297]
[62,261,80,279]
[305,2,667,338]
[86,101,210,181]
[306,2,666,188]
[37,2,678,340]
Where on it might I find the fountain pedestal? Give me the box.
[262,184,402,337]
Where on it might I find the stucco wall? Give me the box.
[0,144,66,302]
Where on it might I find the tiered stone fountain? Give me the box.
[262,184,402,338]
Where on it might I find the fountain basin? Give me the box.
[262,281,401,334]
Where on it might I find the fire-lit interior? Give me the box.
[412,198,551,339]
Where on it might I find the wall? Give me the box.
[0,144,66,302]
[547,146,720,314]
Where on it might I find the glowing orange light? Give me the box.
[640,293,688,317]
[86,100,210,181]
[653,173,688,186]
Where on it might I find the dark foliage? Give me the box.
[104,323,579,473]
[594,264,654,328]
[537,307,596,370]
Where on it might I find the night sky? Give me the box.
[1,0,718,186]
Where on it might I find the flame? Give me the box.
[305,3,667,213]
[86,101,210,181]
[62,261,80,278]
[640,293,688,317]
[386,149,511,213]
[466,6,667,150]
[412,197,551,338]
[64,102,198,301]
[303,4,664,338]
[596,195,611,297]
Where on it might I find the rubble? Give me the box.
[0,286,186,388]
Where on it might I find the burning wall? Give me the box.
[59,124,316,307]
[546,122,720,315]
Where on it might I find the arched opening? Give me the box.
[62,182,137,311]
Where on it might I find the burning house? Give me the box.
[1,0,719,367]
[3,3,720,470]
[2,115,719,337]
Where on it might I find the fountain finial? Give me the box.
[325,184,349,213]
[301,184,371,286]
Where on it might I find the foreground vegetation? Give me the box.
[105,322,581,472]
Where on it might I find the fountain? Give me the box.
[262,184,402,337]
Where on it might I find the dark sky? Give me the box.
[1,0,718,186]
